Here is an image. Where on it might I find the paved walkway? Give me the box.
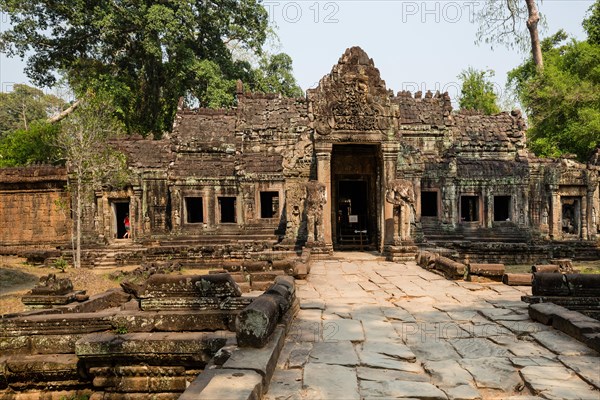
[265,252,600,400]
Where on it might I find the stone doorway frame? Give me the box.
[315,141,400,253]
[111,200,131,240]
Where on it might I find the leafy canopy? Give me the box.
[0,121,61,167]
[457,67,501,115]
[0,0,290,137]
[508,5,600,161]
[0,84,65,137]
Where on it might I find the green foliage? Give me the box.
[114,324,129,334]
[0,121,61,167]
[508,31,600,161]
[252,53,304,97]
[584,0,600,45]
[0,84,65,137]
[52,256,68,273]
[457,67,501,115]
[0,0,270,137]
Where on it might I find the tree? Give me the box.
[584,0,600,45]
[508,30,600,160]
[251,53,304,97]
[0,0,270,137]
[475,0,544,70]
[0,121,61,167]
[55,94,128,268]
[457,67,501,115]
[0,84,65,137]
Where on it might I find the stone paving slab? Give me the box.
[308,341,358,366]
[303,363,359,400]
[264,253,600,400]
[520,365,600,400]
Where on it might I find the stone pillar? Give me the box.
[382,143,399,246]
[485,189,493,228]
[315,142,333,249]
[588,186,597,240]
[132,188,142,239]
[549,185,560,239]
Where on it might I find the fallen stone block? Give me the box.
[242,261,270,272]
[564,274,600,296]
[468,263,505,280]
[236,277,295,348]
[531,264,559,273]
[236,295,281,348]
[532,273,569,296]
[502,273,532,286]
[435,256,466,279]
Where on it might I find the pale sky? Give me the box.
[0,1,595,109]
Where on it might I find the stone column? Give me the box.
[587,186,597,240]
[315,142,333,249]
[382,142,399,246]
[485,189,493,228]
[549,185,561,239]
[132,188,142,239]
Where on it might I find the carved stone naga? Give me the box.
[386,179,416,215]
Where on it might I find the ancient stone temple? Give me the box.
[1,46,599,263]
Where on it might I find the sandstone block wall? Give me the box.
[0,166,70,248]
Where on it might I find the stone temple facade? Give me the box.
[1,46,600,263]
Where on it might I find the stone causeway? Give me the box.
[267,252,600,400]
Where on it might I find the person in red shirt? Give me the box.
[123,214,130,238]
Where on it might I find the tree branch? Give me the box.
[47,100,80,124]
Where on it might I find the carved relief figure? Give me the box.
[385,179,416,214]
[305,181,327,244]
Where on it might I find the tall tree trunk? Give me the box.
[525,0,544,70]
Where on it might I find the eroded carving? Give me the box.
[305,181,327,244]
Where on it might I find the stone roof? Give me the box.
[450,110,527,154]
[111,137,172,169]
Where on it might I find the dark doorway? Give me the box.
[331,144,379,250]
[185,197,204,223]
[421,191,438,217]
[494,196,511,221]
[460,196,479,222]
[337,180,369,246]
[260,191,279,218]
[113,201,130,239]
[561,197,581,236]
[219,197,236,223]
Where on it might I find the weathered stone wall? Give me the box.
[0,166,70,249]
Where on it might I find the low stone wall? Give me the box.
[0,271,298,399]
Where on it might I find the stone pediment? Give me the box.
[307,47,395,139]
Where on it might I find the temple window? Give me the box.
[219,197,237,223]
[185,197,204,223]
[421,191,438,217]
[493,196,511,221]
[460,195,479,222]
[260,191,279,218]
